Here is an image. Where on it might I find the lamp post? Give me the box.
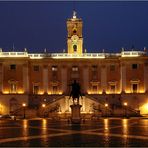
[42,104,46,108]
[22,103,26,119]
[105,103,108,117]
[123,102,128,117]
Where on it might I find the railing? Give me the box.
[121,51,146,57]
[0,52,28,57]
[0,51,146,59]
[10,107,23,115]
[50,53,106,59]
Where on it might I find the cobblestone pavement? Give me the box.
[0,118,148,147]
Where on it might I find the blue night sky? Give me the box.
[0,1,148,53]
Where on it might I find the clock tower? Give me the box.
[67,11,83,54]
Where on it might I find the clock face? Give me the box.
[71,35,79,43]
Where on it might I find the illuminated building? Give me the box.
[0,11,148,116]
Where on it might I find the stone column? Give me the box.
[23,63,29,93]
[61,66,67,94]
[144,63,148,92]
[0,63,3,93]
[83,65,89,93]
[101,65,107,92]
[43,65,48,93]
[121,63,126,92]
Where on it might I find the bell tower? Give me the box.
[67,11,83,54]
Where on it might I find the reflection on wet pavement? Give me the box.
[0,118,148,147]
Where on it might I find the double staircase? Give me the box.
[86,94,141,117]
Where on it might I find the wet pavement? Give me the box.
[0,118,148,147]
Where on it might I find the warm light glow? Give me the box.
[139,89,145,93]
[87,91,91,94]
[39,91,44,95]
[42,104,46,108]
[58,91,63,95]
[58,111,62,114]
[125,89,145,94]
[3,89,25,94]
[42,119,47,128]
[0,103,3,113]
[98,91,102,94]
[125,89,131,94]
[47,91,63,95]
[22,119,29,138]
[89,111,93,114]
[23,119,28,128]
[123,102,128,106]
[122,119,128,135]
[140,102,148,114]
[104,118,109,130]
[116,91,121,94]
[52,54,105,59]
[88,90,121,95]
[0,51,145,59]
[17,90,24,94]
[105,103,108,107]
[0,103,6,114]
[48,91,51,95]
[122,55,139,57]
[105,91,110,94]
[22,103,26,107]
[123,119,128,127]
[87,90,102,95]
[3,90,9,94]
[121,51,144,57]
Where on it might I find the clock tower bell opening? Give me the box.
[67,11,83,54]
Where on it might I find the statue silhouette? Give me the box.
[69,80,83,104]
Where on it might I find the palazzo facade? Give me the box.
[0,12,148,116]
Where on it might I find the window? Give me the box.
[73,45,77,52]
[110,65,115,71]
[53,86,57,94]
[132,64,138,69]
[92,65,97,71]
[52,66,58,80]
[132,84,138,93]
[72,66,78,72]
[73,29,77,34]
[10,83,17,93]
[10,64,16,70]
[92,74,97,80]
[52,66,58,71]
[33,85,39,94]
[52,74,58,80]
[33,65,39,71]
[92,65,97,80]
[110,85,116,93]
[92,85,97,93]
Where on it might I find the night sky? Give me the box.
[0,1,148,53]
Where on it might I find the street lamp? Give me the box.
[22,103,26,119]
[123,102,128,117]
[124,102,127,106]
[105,103,108,107]
[42,104,46,108]
[105,103,108,117]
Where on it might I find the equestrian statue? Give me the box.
[69,80,83,105]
